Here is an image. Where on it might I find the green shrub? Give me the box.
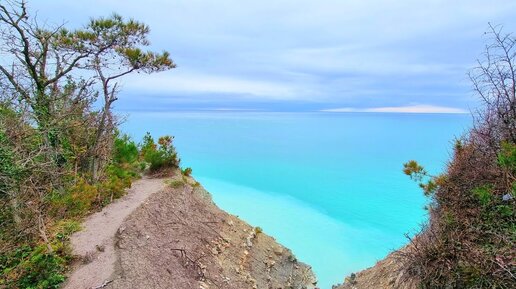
[498,141,516,172]
[1,245,66,289]
[140,132,156,159]
[403,145,516,288]
[472,185,493,206]
[52,220,81,242]
[181,167,192,177]
[0,131,23,196]
[48,178,98,218]
[254,227,263,234]
[97,171,131,205]
[48,164,134,218]
[113,133,139,165]
[141,133,180,173]
[0,130,23,246]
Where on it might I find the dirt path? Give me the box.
[62,177,166,289]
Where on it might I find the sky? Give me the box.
[31,0,516,113]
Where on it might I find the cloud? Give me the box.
[124,71,311,100]
[321,105,468,114]
[270,46,464,77]
[200,108,262,111]
[30,0,516,110]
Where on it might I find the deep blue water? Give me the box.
[121,112,471,288]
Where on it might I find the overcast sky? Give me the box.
[31,0,516,113]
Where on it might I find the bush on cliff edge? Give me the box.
[402,25,516,289]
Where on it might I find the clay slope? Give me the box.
[106,174,317,289]
[333,248,416,289]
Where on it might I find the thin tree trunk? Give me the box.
[90,101,110,181]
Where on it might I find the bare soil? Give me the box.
[62,173,316,289]
[333,248,416,289]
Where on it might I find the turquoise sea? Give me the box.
[121,112,471,288]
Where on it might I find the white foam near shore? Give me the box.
[197,177,401,289]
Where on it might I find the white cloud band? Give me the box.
[321,105,468,114]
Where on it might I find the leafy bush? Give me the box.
[1,245,66,289]
[400,26,516,287]
[472,185,493,206]
[498,141,516,173]
[49,165,135,219]
[0,130,22,246]
[181,167,192,177]
[51,220,81,242]
[97,165,133,204]
[141,133,180,173]
[0,131,23,196]
[49,178,98,218]
[402,139,516,288]
[140,132,157,159]
[113,133,139,165]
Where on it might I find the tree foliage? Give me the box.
[141,133,180,175]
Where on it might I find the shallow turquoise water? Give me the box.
[121,112,471,288]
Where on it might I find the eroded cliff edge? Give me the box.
[332,247,417,289]
[106,173,317,289]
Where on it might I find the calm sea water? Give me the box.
[121,112,471,288]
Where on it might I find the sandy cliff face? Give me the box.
[107,174,317,289]
[332,248,417,289]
